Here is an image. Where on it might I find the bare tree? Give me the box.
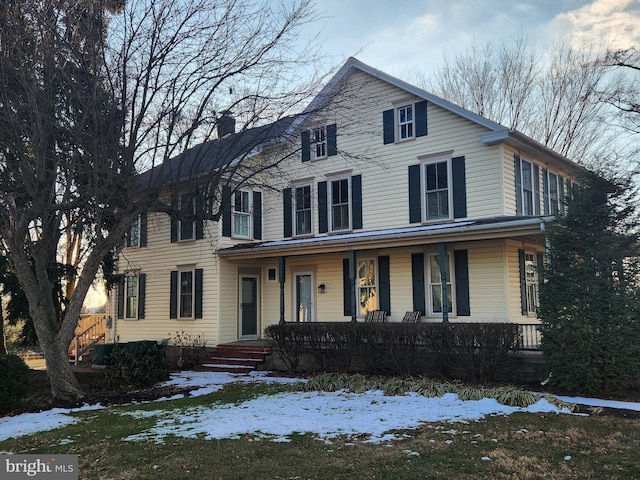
[599,47,640,135]
[421,36,621,168]
[0,0,327,401]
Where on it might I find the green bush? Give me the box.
[106,342,169,389]
[0,354,30,413]
[165,331,208,371]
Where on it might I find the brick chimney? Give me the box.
[217,110,235,138]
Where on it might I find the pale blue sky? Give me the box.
[303,0,640,78]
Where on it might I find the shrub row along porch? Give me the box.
[266,322,542,383]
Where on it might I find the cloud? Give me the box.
[551,0,640,49]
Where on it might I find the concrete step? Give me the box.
[201,342,271,373]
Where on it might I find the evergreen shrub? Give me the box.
[0,353,30,413]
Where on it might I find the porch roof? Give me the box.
[217,216,551,259]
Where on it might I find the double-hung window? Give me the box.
[358,259,377,316]
[233,190,252,238]
[179,193,195,241]
[125,275,138,319]
[330,178,350,231]
[398,105,414,140]
[294,185,312,236]
[313,127,327,159]
[128,217,140,248]
[520,160,534,215]
[423,158,452,221]
[428,254,453,315]
[179,270,194,319]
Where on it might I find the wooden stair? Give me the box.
[199,342,271,374]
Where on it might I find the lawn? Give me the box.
[1,373,640,479]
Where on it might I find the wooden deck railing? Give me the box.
[515,323,542,351]
[69,314,106,365]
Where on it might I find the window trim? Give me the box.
[329,177,352,232]
[422,156,453,222]
[232,189,252,239]
[294,184,313,237]
[426,253,455,317]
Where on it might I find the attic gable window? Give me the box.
[314,127,327,159]
[179,193,196,241]
[398,105,414,140]
[301,124,337,162]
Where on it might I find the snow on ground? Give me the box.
[1,371,639,444]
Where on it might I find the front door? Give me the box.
[295,273,314,322]
[240,276,258,336]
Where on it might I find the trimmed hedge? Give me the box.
[0,354,30,413]
[265,322,519,381]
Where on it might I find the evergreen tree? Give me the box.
[539,170,640,395]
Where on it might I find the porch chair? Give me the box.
[365,310,388,323]
[401,311,422,323]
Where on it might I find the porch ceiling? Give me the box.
[217,216,551,260]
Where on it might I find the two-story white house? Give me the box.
[109,57,581,347]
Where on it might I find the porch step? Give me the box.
[198,341,272,373]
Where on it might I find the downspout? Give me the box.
[278,256,286,324]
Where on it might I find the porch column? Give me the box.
[349,250,357,323]
[278,256,286,325]
[438,242,449,324]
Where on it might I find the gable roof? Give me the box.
[297,57,580,172]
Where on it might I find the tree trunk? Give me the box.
[40,334,84,403]
[0,297,6,355]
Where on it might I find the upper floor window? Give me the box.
[128,217,140,248]
[294,185,312,236]
[233,190,252,238]
[514,155,540,216]
[398,105,414,140]
[358,259,377,316]
[179,193,196,241]
[543,169,569,216]
[423,159,452,221]
[330,178,351,231]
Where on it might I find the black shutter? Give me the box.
[138,273,146,319]
[411,253,426,315]
[327,123,337,156]
[195,268,203,319]
[139,212,148,247]
[454,250,470,316]
[253,191,262,240]
[452,156,467,219]
[318,181,328,233]
[283,188,292,237]
[170,270,178,319]
[408,164,421,223]
[537,252,545,284]
[514,154,522,215]
[351,175,362,230]
[117,279,124,319]
[518,249,527,315]
[222,186,232,237]
[383,109,394,144]
[343,258,353,317]
[301,130,311,162]
[558,176,565,215]
[195,195,204,240]
[533,164,540,215]
[378,256,391,315]
[415,100,427,137]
